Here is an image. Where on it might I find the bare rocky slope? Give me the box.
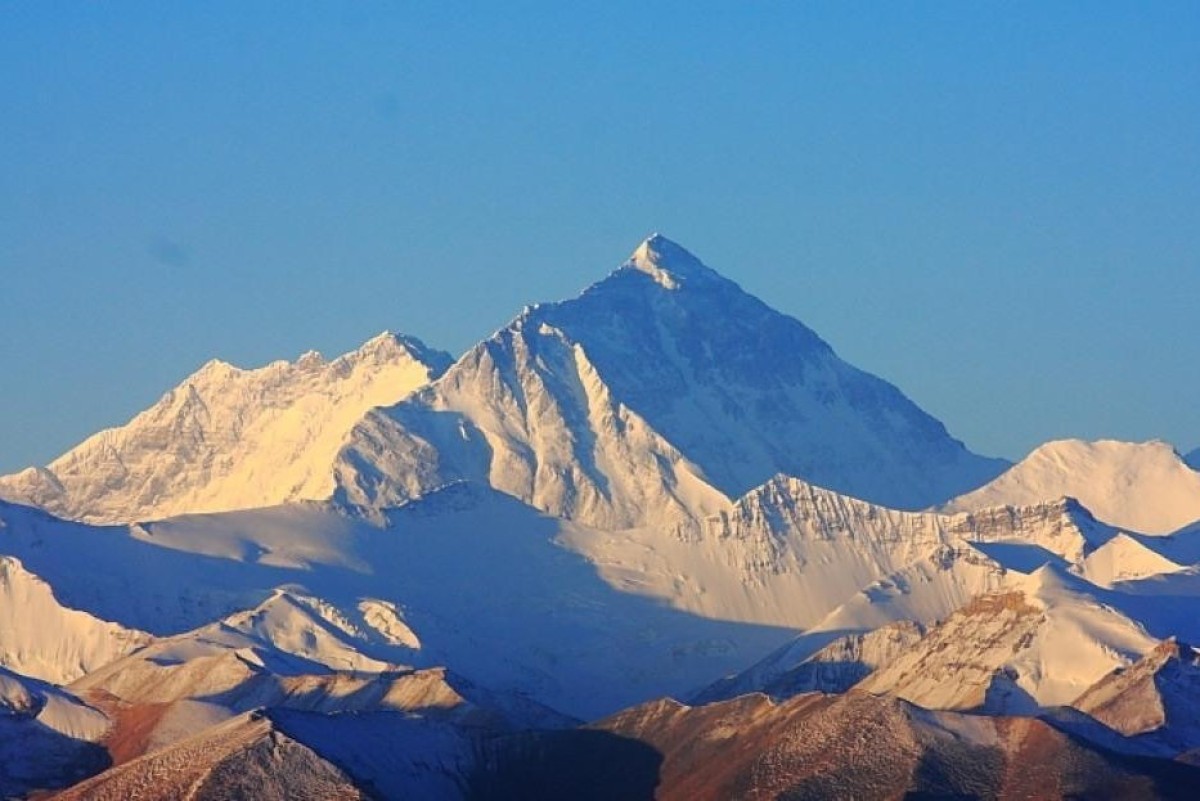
[471,692,1200,801]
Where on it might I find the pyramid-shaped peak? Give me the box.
[625,233,720,289]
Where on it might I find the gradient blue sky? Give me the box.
[2,3,1197,472]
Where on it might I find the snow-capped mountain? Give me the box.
[333,235,1007,528]
[0,493,791,721]
[0,470,1162,724]
[587,475,1114,632]
[1080,532,1187,587]
[67,589,571,762]
[693,499,1200,709]
[1186,447,1200,471]
[6,234,1200,797]
[942,439,1200,534]
[0,333,452,524]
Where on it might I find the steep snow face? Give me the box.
[0,556,149,684]
[857,566,1158,712]
[336,323,729,531]
[942,439,1200,535]
[0,333,452,524]
[333,235,1006,528]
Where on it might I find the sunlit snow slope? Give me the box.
[0,555,149,684]
[0,333,452,523]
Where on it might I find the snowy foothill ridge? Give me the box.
[3,459,1197,722]
[1072,637,1200,755]
[0,666,111,798]
[854,564,1160,713]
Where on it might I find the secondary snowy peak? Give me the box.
[942,439,1200,535]
[1186,447,1200,471]
[334,236,1006,527]
[0,331,452,523]
[856,566,1158,712]
[0,555,150,685]
[557,474,1101,632]
[715,475,1110,574]
[204,589,407,674]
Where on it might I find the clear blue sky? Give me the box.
[2,3,1197,472]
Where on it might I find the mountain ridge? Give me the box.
[0,333,453,523]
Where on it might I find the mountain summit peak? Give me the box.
[625,233,717,289]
